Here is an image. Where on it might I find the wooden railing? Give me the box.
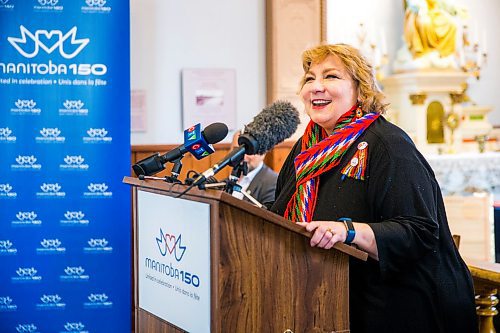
[468,259,500,333]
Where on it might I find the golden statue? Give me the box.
[403,0,460,58]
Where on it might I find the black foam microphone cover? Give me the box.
[242,100,300,155]
[202,122,228,144]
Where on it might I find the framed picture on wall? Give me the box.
[181,68,236,131]
[131,89,147,132]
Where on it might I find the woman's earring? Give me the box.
[356,105,363,118]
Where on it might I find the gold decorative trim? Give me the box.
[409,93,427,105]
[449,92,465,105]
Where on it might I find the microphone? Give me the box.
[193,100,300,185]
[132,122,228,176]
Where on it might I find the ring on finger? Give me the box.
[327,228,334,236]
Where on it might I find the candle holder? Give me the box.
[356,22,388,81]
[475,135,488,153]
[460,24,488,80]
[445,111,460,154]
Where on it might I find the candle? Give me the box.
[473,21,479,44]
[380,29,387,55]
[459,49,465,67]
[476,48,482,68]
[482,30,488,53]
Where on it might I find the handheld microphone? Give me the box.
[132,122,228,176]
[193,100,300,185]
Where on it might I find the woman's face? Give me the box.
[300,54,358,134]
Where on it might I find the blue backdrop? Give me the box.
[0,1,131,332]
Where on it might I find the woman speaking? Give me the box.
[270,43,477,332]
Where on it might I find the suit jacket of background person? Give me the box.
[245,164,278,205]
[270,116,477,333]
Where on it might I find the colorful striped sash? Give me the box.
[284,108,379,222]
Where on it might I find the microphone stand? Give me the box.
[198,182,226,190]
[137,159,182,184]
[166,158,183,184]
[225,162,265,209]
[138,175,171,181]
[224,161,247,194]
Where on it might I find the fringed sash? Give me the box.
[284,108,379,222]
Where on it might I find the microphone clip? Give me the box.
[223,162,265,209]
[224,161,247,194]
[168,157,183,183]
[231,161,248,179]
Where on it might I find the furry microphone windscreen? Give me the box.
[243,100,300,155]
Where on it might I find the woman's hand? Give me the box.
[296,221,347,249]
[297,220,379,260]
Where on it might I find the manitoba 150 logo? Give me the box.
[144,228,201,288]
[2,25,107,77]
[156,228,186,262]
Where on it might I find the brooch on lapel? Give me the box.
[341,141,368,181]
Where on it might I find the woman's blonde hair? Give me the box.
[300,43,388,114]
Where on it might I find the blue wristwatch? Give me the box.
[339,217,355,244]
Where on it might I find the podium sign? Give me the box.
[137,190,211,332]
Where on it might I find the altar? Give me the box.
[425,152,500,262]
[425,152,500,197]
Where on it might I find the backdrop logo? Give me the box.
[83,238,113,253]
[36,294,66,310]
[12,211,42,226]
[82,0,111,13]
[34,0,63,11]
[83,182,112,198]
[11,99,42,115]
[60,210,90,226]
[36,182,66,198]
[0,127,17,142]
[61,322,89,333]
[59,99,89,115]
[0,183,17,198]
[11,155,42,170]
[8,26,87,59]
[38,0,59,5]
[15,324,39,333]
[85,0,105,6]
[12,267,42,283]
[83,293,113,308]
[35,127,66,143]
[60,266,90,282]
[83,128,112,143]
[60,155,89,170]
[0,0,14,10]
[0,296,18,311]
[36,238,66,254]
[156,228,186,262]
[0,240,18,255]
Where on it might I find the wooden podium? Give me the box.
[124,176,367,333]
